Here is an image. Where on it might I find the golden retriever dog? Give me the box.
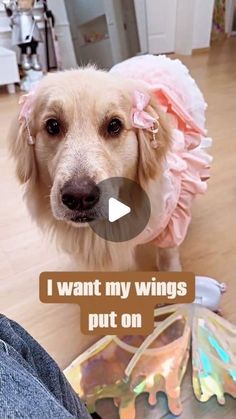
[9,57,210,272]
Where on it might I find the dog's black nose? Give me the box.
[61,177,100,211]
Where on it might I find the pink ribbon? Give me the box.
[18,91,35,123]
[131,90,157,129]
[18,91,36,145]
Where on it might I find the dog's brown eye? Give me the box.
[46,119,61,136]
[107,118,123,137]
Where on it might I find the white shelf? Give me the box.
[77,14,109,48]
[80,35,109,49]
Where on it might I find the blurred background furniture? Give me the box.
[0,46,19,92]
[65,0,135,68]
[0,0,76,71]
[0,0,220,73]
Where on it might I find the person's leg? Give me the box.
[30,39,38,55]
[30,39,42,70]
[18,43,28,55]
[0,315,91,418]
[19,43,31,70]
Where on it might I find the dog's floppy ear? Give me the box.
[9,115,37,184]
[137,93,171,185]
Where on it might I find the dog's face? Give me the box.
[10,68,170,227]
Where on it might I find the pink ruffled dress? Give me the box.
[111,55,212,248]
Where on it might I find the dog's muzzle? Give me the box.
[61,176,100,223]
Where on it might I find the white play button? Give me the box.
[89,177,151,242]
[108,198,131,223]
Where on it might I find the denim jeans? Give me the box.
[0,314,92,418]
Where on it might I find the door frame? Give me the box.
[134,0,215,55]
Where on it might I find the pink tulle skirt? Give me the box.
[111,55,212,248]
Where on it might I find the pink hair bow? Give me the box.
[131,90,157,129]
[18,91,35,122]
[18,91,35,145]
[131,90,159,148]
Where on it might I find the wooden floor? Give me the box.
[0,39,236,418]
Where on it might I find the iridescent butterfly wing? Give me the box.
[192,305,236,404]
[64,305,192,417]
[64,304,236,417]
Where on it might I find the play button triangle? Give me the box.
[89,177,151,242]
[108,198,131,223]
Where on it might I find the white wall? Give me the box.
[104,0,129,63]
[75,0,105,25]
[176,0,214,54]
[225,0,236,34]
[175,0,195,55]
[121,0,140,56]
[47,0,77,69]
[135,0,215,55]
[193,0,214,49]
[133,0,148,53]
